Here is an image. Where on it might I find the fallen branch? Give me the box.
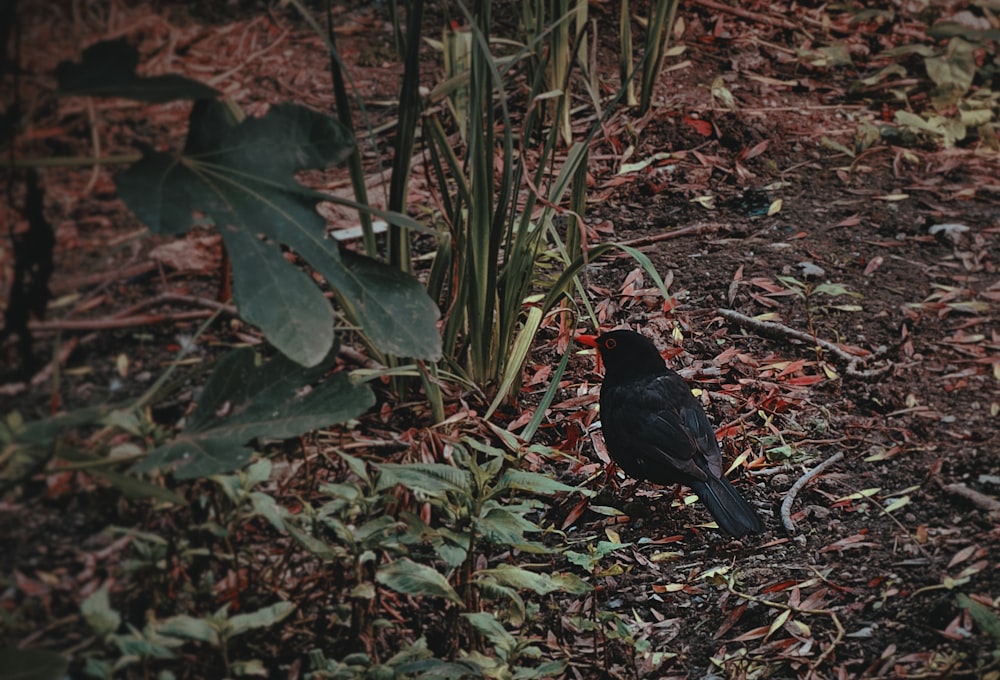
[50,261,155,295]
[781,451,845,532]
[114,293,238,318]
[689,0,800,32]
[618,223,719,248]
[716,308,893,379]
[0,337,79,397]
[939,481,1000,515]
[30,293,238,332]
[726,577,845,673]
[30,310,215,332]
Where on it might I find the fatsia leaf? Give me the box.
[115,99,441,365]
[136,347,374,479]
[56,39,219,102]
[376,558,463,605]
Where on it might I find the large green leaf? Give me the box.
[375,462,472,497]
[376,558,463,605]
[499,468,594,497]
[154,615,219,645]
[462,612,516,652]
[56,39,219,102]
[80,585,121,638]
[476,564,586,596]
[11,404,116,447]
[115,99,441,365]
[228,602,295,637]
[0,648,69,680]
[136,347,374,479]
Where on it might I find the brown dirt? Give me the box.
[2,1,1000,679]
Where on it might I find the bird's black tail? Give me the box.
[692,475,764,538]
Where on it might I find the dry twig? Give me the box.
[726,578,845,674]
[781,451,845,532]
[716,308,893,379]
[689,0,800,31]
[939,481,1000,515]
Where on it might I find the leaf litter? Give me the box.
[3,0,1000,678]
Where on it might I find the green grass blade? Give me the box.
[485,305,544,419]
[519,334,573,442]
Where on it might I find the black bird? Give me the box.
[577,329,764,537]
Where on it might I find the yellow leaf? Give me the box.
[884,496,910,513]
[958,560,987,578]
[598,564,625,577]
[767,609,792,639]
[698,565,731,580]
[836,488,881,502]
[726,448,752,475]
[787,619,812,638]
[650,551,684,563]
[767,199,783,216]
[656,583,688,592]
[117,353,130,378]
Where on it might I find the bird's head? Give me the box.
[576,329,667,381]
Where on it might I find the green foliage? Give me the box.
[56,38,218,102]
[115,98,439,366]
[417,3,672,394]
[0,648,69,680]
[857,11,999,149]
[77,582,293,678]
[5,346,374,483]
[376,557,465,605]
[304,639,483,679]
[55,41,442,367]
[638,0,680,113]
[957,593,1000,659]
[136,346,374,479]
[236,437,594,675]
[776,276,864,315]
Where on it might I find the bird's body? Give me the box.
[578,329,764,537]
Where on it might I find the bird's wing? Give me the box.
[602,373,723,484]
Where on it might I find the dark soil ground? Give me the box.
[3,1,1000,679]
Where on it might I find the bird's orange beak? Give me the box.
[576,334,602,372]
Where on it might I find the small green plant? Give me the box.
[776,276,863,317]
[848,8,1000,149]
[230,436,595,674]
[77,582,293,678]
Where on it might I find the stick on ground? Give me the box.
[781,452,845,532]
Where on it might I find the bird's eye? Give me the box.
[604,338,616,350]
